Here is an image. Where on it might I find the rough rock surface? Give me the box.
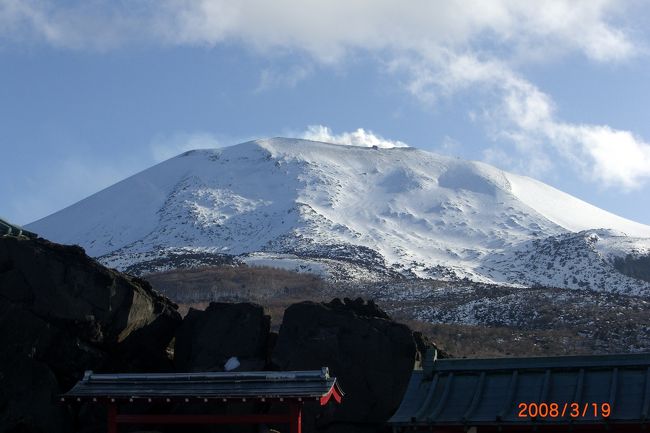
[613,254,650,283]
[271,297,430,433]
[0,234,441,433]
[174,302,271,372]
[0,235,182,433]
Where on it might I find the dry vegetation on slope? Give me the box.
[146,264,650,358]
[146,265,325,326]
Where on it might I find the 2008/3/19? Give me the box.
[517,402,611,418]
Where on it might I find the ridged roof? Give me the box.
[0,218,37,238]
[63,368,343,403]
[390,351,650,428]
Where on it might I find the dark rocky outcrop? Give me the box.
[0,236,182,433]
[0,235,440,433]
[271,297,431,433]
[613,254,650,283]
[174,302,271,371]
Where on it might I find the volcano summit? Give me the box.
[28,138,650,294]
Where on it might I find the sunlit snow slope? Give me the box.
[27,138,650,293]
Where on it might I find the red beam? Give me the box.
[107,404,117,433]
[290,402,302,433]
[115,413,291,425]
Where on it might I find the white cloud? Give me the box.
[491,68,650,189]
[397,53,650,188]
[553,124,650,189]
[300,125,409,149]
[0,0,141,49]
[1,1,637,63]
[3,0,649,189]
[150,131,225,162]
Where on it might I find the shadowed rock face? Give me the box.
[174,302,271,372]
[271,298,430,433]
[613,254,650,283]
[0,236,182,433]
[0,235,437,433]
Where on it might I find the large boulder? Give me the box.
[0,352,70,433]
[272,298,430,433]
[0,235,182,433]
[174,302,271,372]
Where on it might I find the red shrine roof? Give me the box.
[62,367,343,406]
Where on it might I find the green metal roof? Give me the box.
[430,353,650,372]
[390,351,650,429]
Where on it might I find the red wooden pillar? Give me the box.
[107,403,117,433]
[289,402,303,433]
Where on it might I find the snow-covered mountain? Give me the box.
[27,138,650,294]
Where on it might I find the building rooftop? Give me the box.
[62,368,343,405]
[0,218,37,238]
[390,352,650,430]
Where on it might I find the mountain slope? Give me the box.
[506,173,650,236]
[27,138,650,292]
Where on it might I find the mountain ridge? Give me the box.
[27,137,650,293]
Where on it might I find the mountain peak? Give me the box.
[27,137,650,291]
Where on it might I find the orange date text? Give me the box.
[517,402,611,419]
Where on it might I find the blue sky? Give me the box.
[2,1,650,226]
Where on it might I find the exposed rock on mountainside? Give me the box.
[174,302,271,372]
[272,298,432,433]
[481,230,650,294]
[0,235,182,433]
[613,254,650,283]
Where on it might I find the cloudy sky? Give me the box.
[2,0,650,226]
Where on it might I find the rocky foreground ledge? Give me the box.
[0,235,437,433]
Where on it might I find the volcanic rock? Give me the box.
[271,298,430,433]
[174,302,271,371]
[0,235,182,433]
